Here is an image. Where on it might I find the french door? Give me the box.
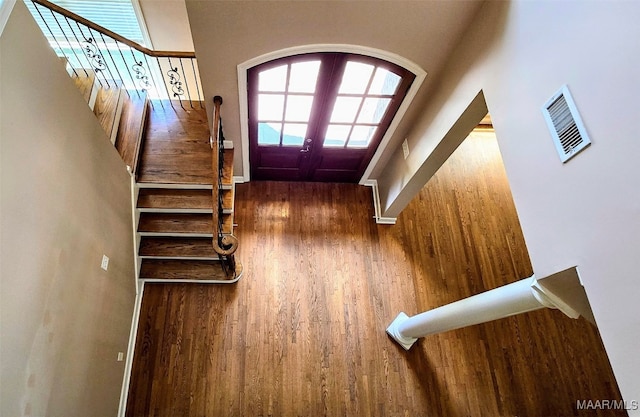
[248,53,414,182]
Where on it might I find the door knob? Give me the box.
[300,138,313,153]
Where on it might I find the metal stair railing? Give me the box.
[26,0,203,110]
[211,96,240,278]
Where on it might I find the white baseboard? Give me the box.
[363,180,397,225]
[117,282,145,417]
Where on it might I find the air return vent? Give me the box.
[542,85,591,163]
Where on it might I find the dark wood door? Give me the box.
[248,53,414,182]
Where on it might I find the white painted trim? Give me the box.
[364,180,397,225]
[129,173,140,293]
[237,44,427,184]
[138,208,214,214]
[223,140,234,149]
[139,255,221,261]
[137,183,213,190]
[130,0,153,49]
[117,280,145,417]
[140,275,242,285]
[138,232,214,238]
[0,0,17,37]
[233,175,246,184]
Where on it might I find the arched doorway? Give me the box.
[247,52,415,182]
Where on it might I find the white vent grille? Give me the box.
[542,85,591,163]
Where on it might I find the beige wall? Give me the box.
[138,0,194,51]
[376,1,640,409]
[185,0,484,177]
[1,2,136,416]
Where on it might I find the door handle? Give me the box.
[300,138,313,153]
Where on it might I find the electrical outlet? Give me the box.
[101,255,109,271]
[402,138,410,160]
[117,352,124,361]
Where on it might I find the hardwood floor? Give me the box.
[126,130,623,416]
[137,101,213,184]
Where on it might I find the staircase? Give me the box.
[70,68,148,172]
[69,66,242,284]
[36,0,242,284]
[135,150,242,283]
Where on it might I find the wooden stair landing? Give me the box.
[137,101,213,185]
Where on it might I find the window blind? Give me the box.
[27,0,146,46]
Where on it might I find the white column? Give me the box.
[386,276,561,350]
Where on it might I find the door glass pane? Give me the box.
[330,97,362,123]
[289,61,321,93]
[259,65,288,92]
[339,61,374,94]
[258,94,285,120]
[348,125,377,148]
[369,68,401,95]
[282,123,307,146]
[258,122,282,145]
[357,97,391,124]
[285,95,314,122]
[324,125,351,147]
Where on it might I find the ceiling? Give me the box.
[144,0,486,176]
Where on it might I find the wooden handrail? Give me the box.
[30,0,195,59]
[211,96,238,257]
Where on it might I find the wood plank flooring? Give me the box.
[137,101,213,184]
[126,130,623,416]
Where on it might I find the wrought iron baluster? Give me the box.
[30,2,81,77]
[178,58,194,109]
[45,7,88,78]
[166,57,186,110]
[114,40,137,93]
[96,31,131,98]
[156,57,173,108]
[75,22,110,88]
[190,58,204,108]
[61,15,104,88]
[142,54,162,104]
[128,46,152,95]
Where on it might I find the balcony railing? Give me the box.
[26,0,203,109]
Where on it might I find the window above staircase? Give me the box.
[26,0,149,46]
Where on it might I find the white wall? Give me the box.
[1,2,136,416]
[376,1,640,410]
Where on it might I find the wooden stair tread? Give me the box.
[139,237,217,258]
[140,259,236,280]
[138,213,213,234]
[94,83,124,144]
[137,188,213,210]
[72,71,95,104]
[138,212,233,235]
[115,91,148,175]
